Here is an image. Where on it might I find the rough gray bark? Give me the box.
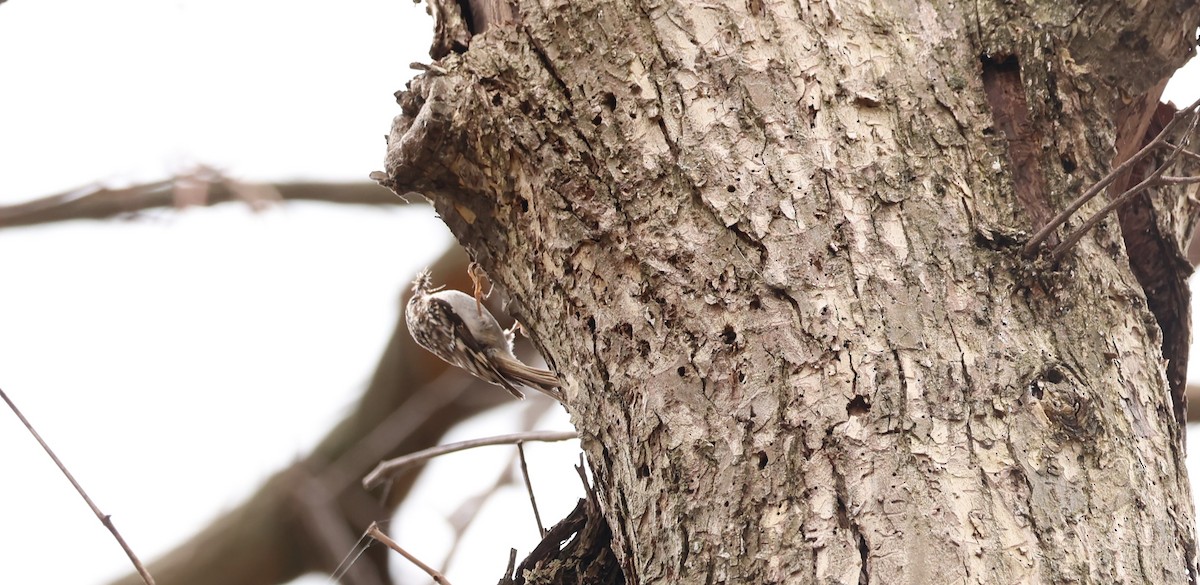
[379,0,1200,582]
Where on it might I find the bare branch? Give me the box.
[1023,95,1200,257]
[0,171,412,230]
[0,387,155,585]
[366,522,454,585]
[362,430,579,489]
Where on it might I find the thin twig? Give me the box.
[362,430,579,489]
[1159,142,1200,165]
[0,174,407,230]
[0,387,155,585]
[1022,95,1200,257]
[438,399,554,573]
[517,441,547,537]
[1051,112,1200,261]
[365,522,454,585]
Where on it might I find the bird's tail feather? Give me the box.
[494,356,564,402]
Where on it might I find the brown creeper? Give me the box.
[406,269,563,402]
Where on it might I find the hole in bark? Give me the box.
[491,93,502,106]
[756,451,768,469]
[517,196,529,213]
[1030,382,1044,400]
[638,340,651,357]
[677,366,687,377]
[518,100,532,115]
[617,322,633,338]
[737,371,747,384]
[587,316,596,333]
[727,184,737,193]
[637,464,650,478]
[1060,154,1077,173]
[1044,367,1065,383]
[847,395,871,416]
[457,0,478,34]
[720,325,737,345]
[602,92,617,110]
[750,297,763,310]
[980,52,1020,72]
[592,113,602,125]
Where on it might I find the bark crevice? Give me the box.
[980,53,1053,233]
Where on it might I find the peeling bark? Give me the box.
[1113,98,1200,441]
[380,0,1200,582]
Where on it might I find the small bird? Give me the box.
[406,269,563,402]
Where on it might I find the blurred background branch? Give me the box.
[105,247,565,585]
[0,168,413,230]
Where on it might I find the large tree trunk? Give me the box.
[379,0,1200,582]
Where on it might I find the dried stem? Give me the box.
[365,522,454,585]
[362,430,578,489]
[517,441,547,537]
[0,387,155,585]
[1022,96,1200,257]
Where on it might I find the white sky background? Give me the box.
[0,2,581,584]
[0,2,1197,584]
